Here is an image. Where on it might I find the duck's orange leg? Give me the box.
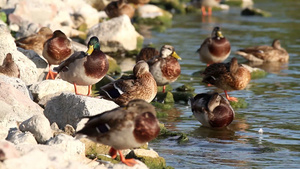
[162,85,166,93]
[201,6,207,16]
[46,64,58,80]
[118,150,137,166]
[87,85,92,96]
[109,147,117,159]
[224,90,238,102]
[74,83,81,95]
[208,7,212,16]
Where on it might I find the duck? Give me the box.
[202,57,251,102]
[191,0,220,16]
[0,53,20,78]
[127,0,150,6]
[135,47,159,63]
[76,99,160,166]
[235,39,289,63]
[54,36,109,96]
[147,45,181,93]
[15,27,53,56]
[197,26,231,67]
[42,30,73,80]
[98,60,157,106]
[104,0,135,19]
[190,92,235,128]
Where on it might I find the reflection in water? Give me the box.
[246,61,289,74]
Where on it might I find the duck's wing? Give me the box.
[54,51,86,72]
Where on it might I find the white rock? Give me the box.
[86,15,143,52]
[104,160,149,169]
[137,4,164,18]
[130,149,159,158]
[0,140,20,161]
[44,93,119,129]
[19,115,53,144]
[0,82,43,140]
[6,128,37,145]
[0,75,33,100]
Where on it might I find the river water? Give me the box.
[145,0,300,168]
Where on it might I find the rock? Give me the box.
[119,58,136,72]
[19,115,53,144]
[44,93,119,129]
[135,5,172,26]
[0,140,20,161]
[17,47,48,73]
[86,15,143,53]
[241,7,271,17]
[137,4,164,18]
[5,128,38,145]
[46,134,85,157]
[0,82,43,140]
[29,79,89,102]
[127,149,166,169]
[0,75,33,99]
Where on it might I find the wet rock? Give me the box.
[0,75,33,99]
[127,149,166,169]
[6,128,37,145]
[241,7,271,17]
[44,93,119,129]
[0,82,43,140]
[135,5,172,26]
[19,115,53,144]
[0,140,20,161]
[137,4,164,18]
[86,15,143,53]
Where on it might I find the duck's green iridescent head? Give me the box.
[86,36,100,55]
[212,26,224,38]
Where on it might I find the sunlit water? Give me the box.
[145,0,300,168]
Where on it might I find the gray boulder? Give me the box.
[6,128,38,145]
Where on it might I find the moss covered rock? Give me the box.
[175,84,195,92]
[241,7,271,17]
[230,98,248,109]
[156,91,175,103]
[250,68,268,79]
[150,0,186,14]
[157,85,173,93]
[0,12,7,23]
[158,123,189,144]
[173,92,195,104]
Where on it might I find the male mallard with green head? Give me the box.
[104,0,135,19]
[235,39,289,63]
[54,36,109,96]
[197,26,231,67]
[190,92,235,128]
[43,30,73,80]
[147,45,181,93]
[76,99,160,166]
[0,53,20,78]
[202,57,251,102]
[98,60,157,106]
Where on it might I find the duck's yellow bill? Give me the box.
[172,51,182,60]
[217,31,224,38]
[86,45,94,55]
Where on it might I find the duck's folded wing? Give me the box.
[54,51,86,72]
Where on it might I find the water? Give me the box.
[145,0,300,168]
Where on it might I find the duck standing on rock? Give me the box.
[190,92,235,128]
[0,53,20,78]
[54,36,109,96]
[235,39,289,63]
[147,45,182,93]
[197,26,231,67]
[76,99,160,166]
[42,30,73,80]
[15,27,53,56]
[98,60,157,106]
[202,57,251,102]
[104,0,135,19]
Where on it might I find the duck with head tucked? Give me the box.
[202,57,251,102]
[98,60,157,106]
[0,53,20,78]
[54,36,109,96]
[197,26,231,67]
[147,45,181,93]
[104,0,135,19]
[76,99,160,166]
[235,39,289,63]
[190,92,235,128]
[43,30,73,80]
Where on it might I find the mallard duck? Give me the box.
[54,36,109,96]
[202,57,251,102]
[98,60,157,106]
[42,30,73,80]
[197,26,231,66]
[235,39,289,63]
[136,47,159,63]
[76,99,160,166]
[191,0,220,16]
[0,53,20,78]
[147,45,181,93]
[190,92,235,128]
[15,27,53,56]
[104,0,135,19]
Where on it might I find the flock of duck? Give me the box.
[0,3,290,166]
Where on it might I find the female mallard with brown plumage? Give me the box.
[147,45,181,93]
[0,53,20,78]
[98,60,157,106]
[104,0,135,19]
[190,92,235,128]
[202,57,251,102]
[42,30,73,80]
[135,47,159,63]
[54,36,109,96]
[76,99,160,166]
[235,39,289,63]
[15,27,53,56]
[197,26,231,66]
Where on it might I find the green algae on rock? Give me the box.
[230,98,248,109]
[241,7,272,17]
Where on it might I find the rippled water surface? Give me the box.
[145,0,300,168]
